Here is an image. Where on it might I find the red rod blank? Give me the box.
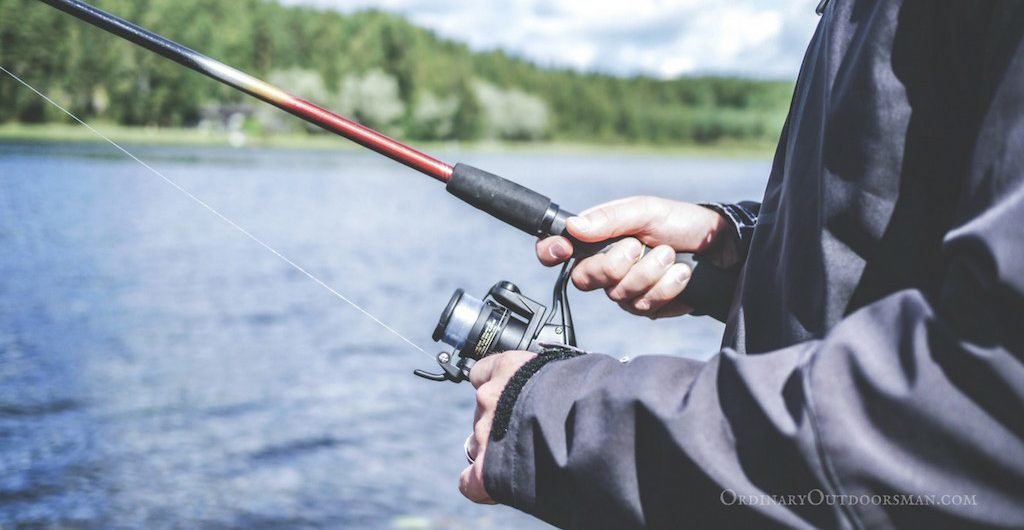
[284,97,454,183]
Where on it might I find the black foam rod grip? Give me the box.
[446,164,639,257]
[446,163,553,236]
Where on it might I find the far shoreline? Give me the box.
[0,123,777,159]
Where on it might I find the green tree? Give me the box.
[0,0,792,145]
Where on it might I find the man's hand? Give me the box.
[536,196,727,319]
[459,350,536,504]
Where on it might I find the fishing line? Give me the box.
[0,64,431,357]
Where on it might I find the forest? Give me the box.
[0,0,795,145]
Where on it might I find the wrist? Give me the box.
[706,209,731,247]
[696,203,748,268]
[690,203,732,253]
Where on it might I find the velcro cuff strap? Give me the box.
[490,347,585,442]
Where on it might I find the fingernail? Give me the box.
[568,216,592,233]
[549,243,571,260]
[656,247,675,267]
[622,240,643,262]
[635,299,651,311]
[675,266,692,284]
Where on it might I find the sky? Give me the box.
[278,0,822,80]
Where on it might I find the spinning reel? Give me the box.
[414,262,577,383]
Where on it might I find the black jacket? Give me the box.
[483,2,1024,528]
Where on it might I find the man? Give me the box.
[460,2,1024,529]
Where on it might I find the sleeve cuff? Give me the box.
[490,346,586,442]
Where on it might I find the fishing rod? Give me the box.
[38,0,612,255]
[38,0,724,383]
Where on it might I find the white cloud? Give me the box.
[277,0,821,79]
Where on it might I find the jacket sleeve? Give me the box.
[482,41,1024,530]
[484,287,1024,528]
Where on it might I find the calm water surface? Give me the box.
[0,141,768,529]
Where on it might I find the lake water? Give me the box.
[0,141,769,529]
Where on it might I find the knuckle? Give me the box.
[645,284,671,304]
[475,385,495,410]
[474,353,495,370]
[600,259,624,281]
[635,264,660,285]
[626,259,662,289]
[571,267,593,290]
[468,357,492,386]
[494,353,520,376]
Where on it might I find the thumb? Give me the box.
[566,197,662,243]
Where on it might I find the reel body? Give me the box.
[415,278,575,384]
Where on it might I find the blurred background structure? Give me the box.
[0,1,818,528]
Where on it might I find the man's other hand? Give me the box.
[459,350,536,504]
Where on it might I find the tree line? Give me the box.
[0,0,794,144]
